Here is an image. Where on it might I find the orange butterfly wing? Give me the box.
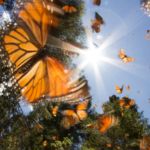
[127,57,134,62]
[52,106,59,116]
[61,110,75,116]
[146,34,149,40]
[93,0,101,6]
[62,5,69,12]
[62,116,75,129]
[52,136,59,141]
[126,85,130,90]
[95,112,118,133]
[43,140,47,146]
[3,0,90,104]
[0,0,4,5]
[69,6,77,13]
[118,99,126,107]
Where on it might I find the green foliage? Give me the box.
[0,60,28,150]
[51,137,73,150]
[79,145,95,150]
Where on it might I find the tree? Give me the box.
[80,95,150,150]
[0,60,29,150]
[22,97,92,150]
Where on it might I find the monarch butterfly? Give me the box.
[89,19,93,22]
[91,22,101,33]
[62,5,77,13]
[52,136,59,141]
[93,0,101,6]
[61,99,90,129]
[93,104,98,107]
[126,85,130,90]
[118,98,135,109]
[147,30,150,33]
[52,106,59,116]
[43,140,47,146]
[118,48,135,63]
[34,119,43,132]
[95,111,118,133]
[95,12,105,25]
[138,91,140,94]
[146,34,149,40]
[91,12,105,33]
[115,85,124,94]
[140,137,150,150]
[1,0,91,105]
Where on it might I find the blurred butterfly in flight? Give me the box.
[118,48,135,63]
[95,111,119,133]
[61,99,90,129]
[115,85,124,94]
[1,0,90,105]
[91,12,105,33]
[126,85,130,90]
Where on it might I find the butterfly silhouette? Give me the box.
[91,12,105,33]
[118,48,135,63]
[1,0,91,104]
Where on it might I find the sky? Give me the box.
[75,0,150,121]
[0,0,150,121]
